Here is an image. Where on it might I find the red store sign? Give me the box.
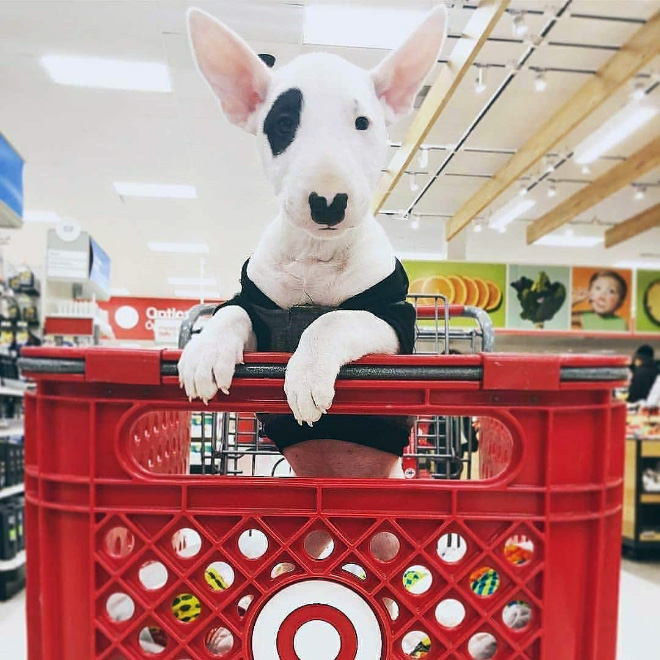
[99,297,220,341]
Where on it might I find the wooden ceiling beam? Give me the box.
[371,0,510,215]
[604,202,660,248]
[445,10,660,240]
[527,135,660,244]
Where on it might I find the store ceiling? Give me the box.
[0,0,658,299]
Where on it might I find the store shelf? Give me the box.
[0,483,23,501]
[640,494,660,504]
[0,420,23,436]
[0,379,29,397]
[0,550,25,572]
[496,328,660,340]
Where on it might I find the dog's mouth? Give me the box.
[319,226,338,231]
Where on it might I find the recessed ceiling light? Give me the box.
[573,101,658,165]
[303,5,426,49]
[535,235,603,247]
[110,287,130,296]
[175,289,222,299]
[23,210,61,223]
[114,182,197,199]
[40,54,172,92]
[148,242,209,254]
[167,277,217,286]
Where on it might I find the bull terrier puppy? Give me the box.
[179,5,448,479]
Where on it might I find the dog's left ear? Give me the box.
[370,5,448,125]
[187,8,271,133]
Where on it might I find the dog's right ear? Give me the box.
[187,8,271,134]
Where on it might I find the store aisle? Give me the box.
[0,562,657,658]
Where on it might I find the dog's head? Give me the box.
[188,6,447,237]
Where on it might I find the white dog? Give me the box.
[179,5,448,479]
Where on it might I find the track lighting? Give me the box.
[547,182,557,198]
[475,66,487,94]
[512,12,528,38]
[410,172,419,192]
[634,186,646,201]
[410,215,420,230]
[631,79,645,101]
[418,147,429,169]
[534,69,547,92]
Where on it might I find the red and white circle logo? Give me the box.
[251,580,383,659]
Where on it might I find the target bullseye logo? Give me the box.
[251,579,383,659]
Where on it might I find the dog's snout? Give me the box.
[308,192,348,227]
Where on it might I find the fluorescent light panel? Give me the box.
[148,242,209,254]
[304,5,426,49]
[489,197,536,230]
[24,210,60,223]
[175,289,221,299]
[614,260,660,270]
[573,101,658,165]
[535,235,604,247]
[41,54,171,92]
[167,277,217,286]
[114,182,197,199]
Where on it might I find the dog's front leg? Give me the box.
[178,306,256,403]
[285,310,399,425]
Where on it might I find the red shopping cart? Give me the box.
[19,337,627,659]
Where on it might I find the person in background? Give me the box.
[628,344,657,403]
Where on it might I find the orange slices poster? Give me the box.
[404,260,507,327]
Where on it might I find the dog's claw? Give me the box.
[220,387,230,396]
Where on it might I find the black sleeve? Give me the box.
[364,301,416,354]
[213,260,274,349]
[338,259,417,354]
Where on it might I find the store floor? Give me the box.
[0,559,658,658]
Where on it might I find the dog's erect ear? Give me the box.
[370,5,448,125]
[187,8,271,133]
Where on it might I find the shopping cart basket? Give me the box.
[19,343,627,660]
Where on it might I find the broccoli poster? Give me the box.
[404,260,507,327]
[507,265,570,330]
[635,269,660,334]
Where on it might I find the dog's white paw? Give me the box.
[284,351,337,426]
[178,332,242,403]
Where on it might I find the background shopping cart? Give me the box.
[180,297,493,482]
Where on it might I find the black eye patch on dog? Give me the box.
[264,88,302,157]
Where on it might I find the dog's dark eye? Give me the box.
[355,116,370,130]
[276,114,295,134]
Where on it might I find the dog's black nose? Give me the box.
[308,192,348,227]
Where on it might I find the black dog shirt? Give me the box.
[217,259,416,456]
